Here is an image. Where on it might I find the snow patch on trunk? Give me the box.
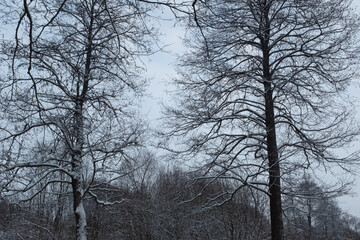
[76,202,87,240]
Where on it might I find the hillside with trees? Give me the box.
[1,169,360,239]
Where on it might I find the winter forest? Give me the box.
[0,0,360,239]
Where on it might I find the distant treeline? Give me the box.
[1,169,359,240]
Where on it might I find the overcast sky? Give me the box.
[337,0,360,217]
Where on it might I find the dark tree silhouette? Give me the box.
[0,0,155,239]
[164,1,360,239]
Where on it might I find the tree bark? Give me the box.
[72,91,90,240]
[263,59,283,240]
[261,2,283,238]
[307,198,312,240]
[72,175,87,240]
[71,5,94,238]
[264,87,284,240]
[72,100,87,240]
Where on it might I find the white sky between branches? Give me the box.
[337,0,360,218]
[143,0,360,218]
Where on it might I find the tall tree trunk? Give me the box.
[72,175,87,240]
[263,49,284,240]
[71,5,94,238]
[72,144,87,240]
[72,100,87,240]
[264,87,284,240]
[261,2,284,239]
[307,199,312,240]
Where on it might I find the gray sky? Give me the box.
[337,0,360,218]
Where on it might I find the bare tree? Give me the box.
[342,213,360,239]
[163,0,360,239]
[283,176,350,239]
[0,0,155,239]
